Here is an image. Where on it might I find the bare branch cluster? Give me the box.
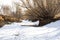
[22,0,60,26]
[0,2,22,27]
[0,0,60,27]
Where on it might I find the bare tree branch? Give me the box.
[23,0,60,26]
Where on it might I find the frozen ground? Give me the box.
[0,20,60,40]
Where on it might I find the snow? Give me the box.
[19,20,39,25]
[0,20,60,40]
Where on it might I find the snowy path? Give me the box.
[0,20,60,40]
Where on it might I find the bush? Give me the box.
[23,0,60,26]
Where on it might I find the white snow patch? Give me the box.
[19,20,39,25]
[0,20,60,40]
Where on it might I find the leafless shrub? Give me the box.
[0,4,23,27]
[21,0,60,26]
[1,5,12,16]
[12,2,23,20]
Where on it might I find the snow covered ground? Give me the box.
[0,0,60,40]
[0,20,60,40]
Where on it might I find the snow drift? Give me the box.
[0,20,60,40]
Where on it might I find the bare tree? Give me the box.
[0,4,22,25]
[1,5,12,16]
[21,0,60,26]
[12,2,23,21]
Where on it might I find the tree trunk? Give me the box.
[38,19,52,26]
[38,20,41,26]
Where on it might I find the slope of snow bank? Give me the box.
[0,20,60,40]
